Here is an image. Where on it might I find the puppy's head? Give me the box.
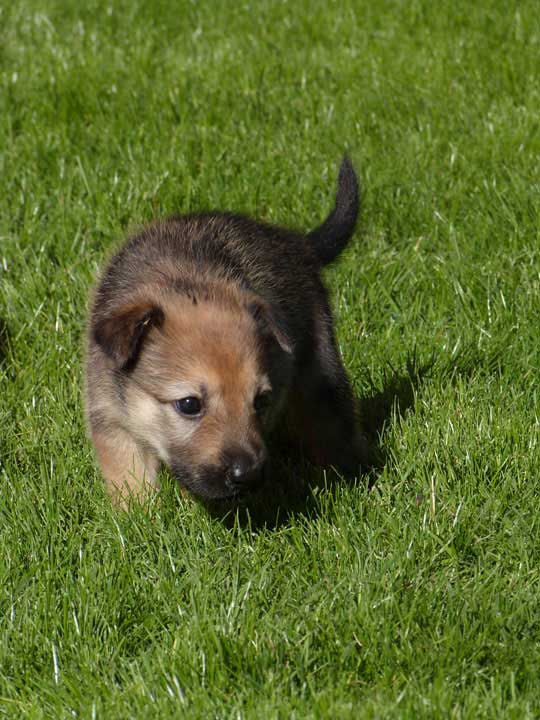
[92,286,293,500]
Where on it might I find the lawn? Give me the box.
[1,0,540,717]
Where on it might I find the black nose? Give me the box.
[225,449,266,492]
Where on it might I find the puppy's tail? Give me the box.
[307,156,359,266]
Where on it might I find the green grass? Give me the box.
[1,0,540,716]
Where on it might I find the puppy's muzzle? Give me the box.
[224,447,267,494]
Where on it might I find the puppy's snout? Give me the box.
[225,447,266,492]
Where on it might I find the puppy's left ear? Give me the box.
[246,297,293,355]
[93,301,164,370]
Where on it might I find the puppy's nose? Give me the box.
[231,455,253,480]
[226,449,265,491]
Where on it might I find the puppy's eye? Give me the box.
[254,391,272,415]
[174,396,202,417]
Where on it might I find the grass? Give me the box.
[1,0,540,716]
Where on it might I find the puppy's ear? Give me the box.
[93,301,164,370]
[246,297,293,355]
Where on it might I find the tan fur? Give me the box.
[91,426,159,508]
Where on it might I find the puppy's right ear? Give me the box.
[93,301,164,370]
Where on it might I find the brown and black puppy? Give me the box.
[85,158,367,507]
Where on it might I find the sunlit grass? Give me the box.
[1,0,540,716]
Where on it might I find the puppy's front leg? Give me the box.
[91,427,159,508]
[287,315,368,476]
[288,371,367,476]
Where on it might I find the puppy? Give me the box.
[85,158,367,507]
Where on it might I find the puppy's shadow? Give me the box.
[202,355,432,531]
[358,355,433,480]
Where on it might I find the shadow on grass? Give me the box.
[358,354,434,480]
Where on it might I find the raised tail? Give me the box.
[307,156,360,265]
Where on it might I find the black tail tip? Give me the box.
[308,155,360,265]
[336,154,359,212]
[338,155,357,186]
